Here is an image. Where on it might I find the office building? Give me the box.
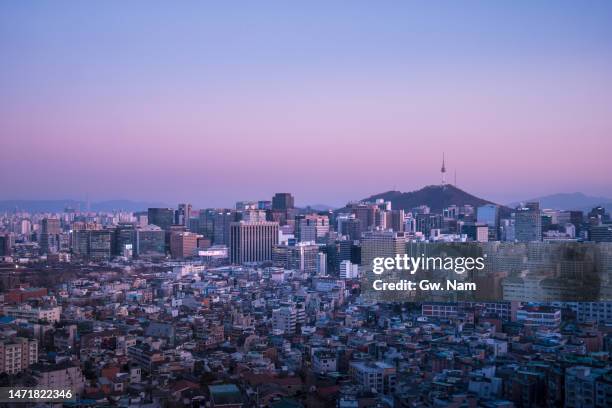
[390,209,405,232]
[71,229,112,260]
[462,223,489,242]
[590,224,612,242]
[88,230,112,260]
[272,241,319,274]
[361,230,406,273]
[175,203,192,227]
[115,223,136,256]
[316,252,327,276]
[135,225,166,257]
[41,217,61,234]
[170,231,199,259]
[515,202,542,242]
[213,209,239,245]
[477,204,499,240]
[350,203,377,231]
[147,208,174,230]
[337,215,362,241]
[229,221,279,264]
[339,260,359,279]
[272,193,295,211]
[39,217,61,255]
[294,215,316,242]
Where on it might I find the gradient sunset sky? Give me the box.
[1,1,611,208]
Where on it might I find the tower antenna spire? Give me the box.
[441,153,447,186]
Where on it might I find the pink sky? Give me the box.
[1,2,611,207]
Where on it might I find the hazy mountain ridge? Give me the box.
[508,192,612,212]
[0,199,170,213]
[359,184,506,214]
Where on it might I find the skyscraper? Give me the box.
[41,218,61,235]
[272,241,319,274]
[294,215,316,242]
[114,223,136,256]
[40,217,61,255]
[337,215,362,241]
[213,209,239,245]
[361,230,407,273]
[135,225,166,258]
[477,204,499,241]
[350,203,377,231]
[72,229,112,261]
[175,203,192,228]
[229,221,279,264]
[148,208,174,231]
[88,230,112,261]
[272,193,295,211]
[514,202,542,242]
[170,231,199,259]
[390,209,405,232]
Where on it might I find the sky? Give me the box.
[1,1,612,208]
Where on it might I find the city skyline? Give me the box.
[2,2,612,207]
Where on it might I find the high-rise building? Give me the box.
[477,204,499,240]
[294,215,316,242]
[147,208,174,230]
[114,223,136,256]
[390,209,405,232]
[88,230,112,261]
[175,203,192,227]
[213,209,239,245]
[590,225,612,242]
[339,260,359,279]
[229,221,279,264]
[272,193,295,211]
[170,231,199,259]
[337,215,362,241]
[461,223,489,242]
[135,225,166,258]
[272,242,319,274]
[41,218,61,235]
[242,209,267,222]
[198,209,215,239]
[316,252,327,276]
[588,206,610,224]
[350,203,377,231]
[514,202,542,242]
[569,210,584,234]
[71,229,112,260]
[71,230,89,257]
[39,233,58,255]
[39,217,61,255]
[361,230,406,272]
[0,234,11,257]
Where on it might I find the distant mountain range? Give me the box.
[0,200,170,213]
[303,204,335,212]
[3,189,610,215]
[508,192,612,212]
[348,184,511,215]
